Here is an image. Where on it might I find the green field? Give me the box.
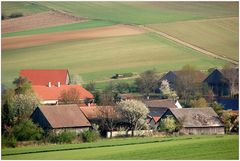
[147,17,239,61]
[2,135,238,160]
[2,32,227,87]
[38,2,238,24]
[2,20,116,38]
[2,2,49,17]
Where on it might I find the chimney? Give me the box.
[57,82,61,87]
[48,82,51,87]
[88,103,91,107]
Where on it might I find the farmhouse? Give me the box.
[32,84,94,105]
[161,108,225,135]
[20,69,70,86]
[159,70,206,90]
[31,104,92,133]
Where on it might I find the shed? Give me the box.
[161,108,225,135]
[31,104,92,133]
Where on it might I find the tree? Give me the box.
[71,74,83,85]
[222,64,238,97]
[160,80,178,99]
[99,89,115,106]
[117,99,149,136]
[175,64,199,103]
[115,82,130,94]
[190,97,208,108]
[13,76,32,94]
[85,81,96,93]
[211,101,224,116]
[13,93,39,121]
[98,106,119,138]
[59,88,81,104]
[158,116,177,133]
[2,89,15,134]
[135,69,158,98]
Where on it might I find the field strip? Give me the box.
[2,24,146,50]
[2,137,200,156]
[138,25,238,65]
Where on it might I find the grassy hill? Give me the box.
[147,17,239,61]
[38,2,238,24]
[2,135,238,159]
[2,2,49,17]
[2,33,226,87]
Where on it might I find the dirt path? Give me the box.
[138,25,238,65]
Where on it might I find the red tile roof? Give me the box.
[153,116,160,123]
[39,104,91,128]
[32,85,94,101]
[20,69,69,86]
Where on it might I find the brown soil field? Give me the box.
[2,11,85,33]
[2,25,146,50]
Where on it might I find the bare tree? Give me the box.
[117,99,149,136]
[59,88,81,104]
[135,69,158,99]
[98,106,119,138]
[222,64,238,97]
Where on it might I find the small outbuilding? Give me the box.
[31,104,92,133]
[161,107,225,135]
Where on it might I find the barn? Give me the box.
[31,104,92,133]
[161,107,225,135]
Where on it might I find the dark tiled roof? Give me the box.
[169,108,224,128]
[39,104,91,128]
[203,69,228,84]
[144,99,177,108]
[216,98,239,110]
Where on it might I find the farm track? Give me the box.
[138,25,238,65]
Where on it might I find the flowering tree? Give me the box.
[160,80,178,99]
[13,93,39,121]
[117,99,149,136]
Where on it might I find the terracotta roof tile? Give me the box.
[20,69,69,86]
[33,85,93,101]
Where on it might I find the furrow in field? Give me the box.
[2,24,146,50]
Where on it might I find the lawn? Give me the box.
[2,135,238,160]
[147,17,239,61]
[2,2,49,17]
[38,2,238,24]
[2,20,116,37]
[2,32,227,88]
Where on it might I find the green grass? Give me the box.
[147,17,239,61]
[2,2,49,17]
[2,32,227,88]
[2,135,238,160]
[2,20,116,37]
[38,2,238,24]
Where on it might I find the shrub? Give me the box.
[9,12,23,18]
[47,130,76,144]
[122,73,133,77]
[158,116,177,133]
[2,136,17,148]
[81,130,99,142]
[13,119,44,141]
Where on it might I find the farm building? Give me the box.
[32,84,94,105]
[203,69,230,96]
[216,98,239,110]
[144,99,181,129]
[161,108,225,135]
[20,69,70,86]
[31,104,92,133]
[158,70,206,90]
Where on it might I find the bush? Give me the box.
[2,136,17,148]
[81,130,99,142]
[47,130,76,144]
[9,12,23,18]
[158,116,177,133]
[122,73,133,77]
[13,119,44,141]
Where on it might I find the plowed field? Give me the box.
[2,11,84,33]
[2,24,146,50]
